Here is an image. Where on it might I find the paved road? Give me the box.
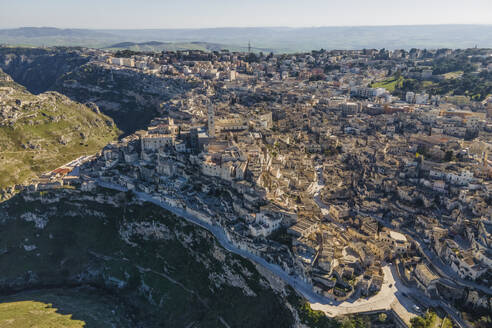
[96,179,420,318]
[312,162,491,297]
[408,234,491,296]
[310,167,473,327]
[310,265,418,319]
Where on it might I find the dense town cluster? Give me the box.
[35,47,492,323]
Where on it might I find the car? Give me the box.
[402,292,407,297]
[389,284,393,288]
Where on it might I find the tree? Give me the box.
[297,301,341,328]
[378,313,387,323]
[246,52,259,63]
[114,49,140,58]
[410,316,427,328]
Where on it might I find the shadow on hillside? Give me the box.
[0,286,134,328]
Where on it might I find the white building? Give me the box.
[249,212,282,237]
[446,170,473,186]
[406,92,415,103]
[353,87,385,99]
[415,93,429,105]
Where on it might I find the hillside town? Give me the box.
[30,47,492,326]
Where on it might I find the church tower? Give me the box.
[208,103,215,138]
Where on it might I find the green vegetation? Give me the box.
[368,51,492,102]
[442,317,454,328]
[374,70,491,102]
[340,316,371,328]
[422,81,437,88]
[107,41,237,53]
[0,287,135,327]
[371,75,427,98]
[290,297,378,328]
[0,189,295,327]
[427,71,492,101]
[410,311,452,328]
[297,301,341,328]
[370,76,404,92]
[442,71,464,80]
[0,300,85,327]
[113,49,141,58]
[0,70,120,193]
[432,56,474,75]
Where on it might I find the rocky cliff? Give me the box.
[0,46,90,95]
[0,47,196,135]
[54,61,196,135]
[0,188,298,327]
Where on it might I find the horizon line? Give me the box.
[1,23,492,31]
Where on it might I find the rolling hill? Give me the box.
[2,25,492,52]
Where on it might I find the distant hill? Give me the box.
[108,41,166,48]
[0,27,113,38]
[1,25,492,52]
[106,40,241,52]
[0,27,117,48]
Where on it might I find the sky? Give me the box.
[1,0,491,29]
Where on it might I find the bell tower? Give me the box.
[208,103,215,138]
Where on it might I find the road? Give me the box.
[310,265,418,319]
[310,166,473,328]
[408,234,491,296]
[311,164,491,297]
[96,179,421,320]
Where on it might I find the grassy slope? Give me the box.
[0,70,119,190]
[370,76,403,92]
[371,71,491,101]
[0,300,85,328]
[0,287,134,328]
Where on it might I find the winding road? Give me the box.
[309,166,470,328]
[96,179,420,323]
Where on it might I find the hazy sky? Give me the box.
[1,0,491,29]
